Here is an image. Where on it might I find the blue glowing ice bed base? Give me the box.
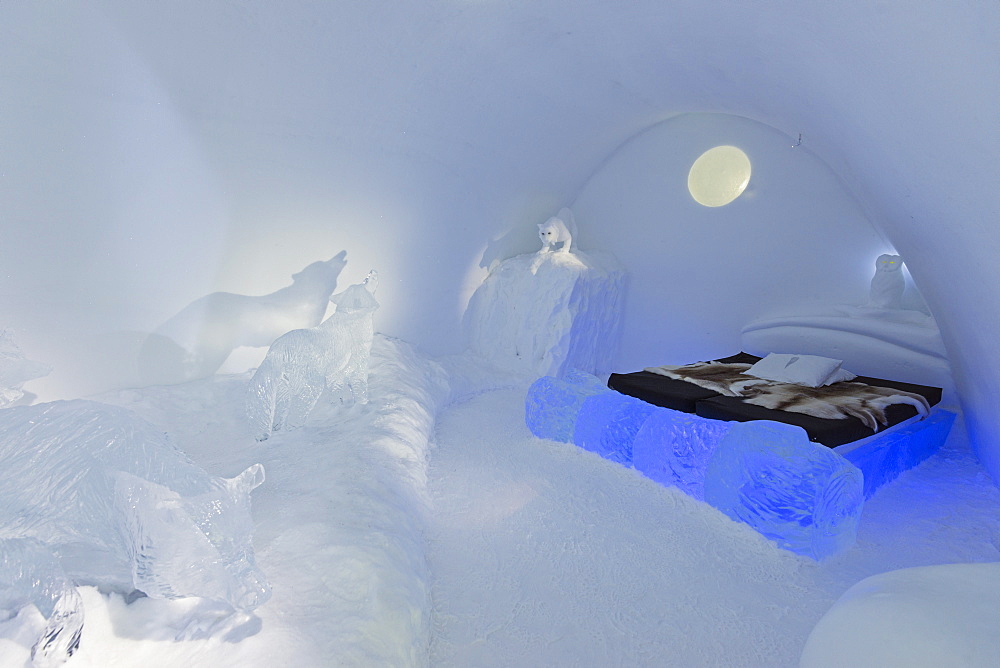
[525,370,955,560]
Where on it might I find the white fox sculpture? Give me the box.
[247,271,379,441]
[0,400,270,667]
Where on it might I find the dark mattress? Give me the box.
[607,353,943,448]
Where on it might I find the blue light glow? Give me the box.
[526,377,956,559]
[632,410,733,500]
[703,421,865,560]
[525,370,609,443]
[840,410,957,498]
[573,391,656,466]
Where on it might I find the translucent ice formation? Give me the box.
[631,410,734,500]
[0,329,51,407]
[703,421,865,559]
[573,390,656,466]
[0,400,270,665]
[247,271,379,441]
[139,251,348,386]
[0,537,83,668]
[465,250,627,378]
[525,369,611,443]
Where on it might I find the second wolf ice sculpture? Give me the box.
[247,271,379,441]
[138,251,349,385]
[0,400,270,667]
[0,329,51,407]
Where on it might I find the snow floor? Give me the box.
[3,338,1000,666]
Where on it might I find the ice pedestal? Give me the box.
[704,421,865,560]
[465,250,626,378]
[632,411,733,500]
[525,370,610,443]
[573,391,656,466]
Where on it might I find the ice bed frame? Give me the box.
[525,351,956,559]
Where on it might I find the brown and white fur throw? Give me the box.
[646,362,931,431]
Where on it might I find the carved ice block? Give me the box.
[573,391,656,466]
[632,410,733,500]
[525,370,610,443]
[704,421,865,560]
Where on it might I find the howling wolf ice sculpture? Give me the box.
[0,400,269,667]
[247,271,379,441]
[139,251,349,385]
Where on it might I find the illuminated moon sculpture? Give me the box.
[688,145,751,207]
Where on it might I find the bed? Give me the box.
[525,350,956,560]
[608,352,943,448]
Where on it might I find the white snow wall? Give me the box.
[2,2,999,482]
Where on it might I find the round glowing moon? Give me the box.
[687,145,751,207]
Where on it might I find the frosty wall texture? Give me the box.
[2,1,999,482]
[465,251,626,378]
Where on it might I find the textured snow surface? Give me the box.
[3,342,1000,666]
[427,389,1000,667]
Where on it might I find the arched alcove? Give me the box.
[572,113,894,371]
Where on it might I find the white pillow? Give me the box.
[823,366,858,385]
[743,353,844,387]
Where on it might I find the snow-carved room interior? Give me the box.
[2,1,1000,666]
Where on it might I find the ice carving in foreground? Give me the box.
[139,251,348,385]
[703,421,864,559]
[0,400,270,666]
[0,330,51,407]
[0,537,83,668]
[247,271,379,441]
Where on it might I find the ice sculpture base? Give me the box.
[466,250,626,378]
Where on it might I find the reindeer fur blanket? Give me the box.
[645,362,930,431]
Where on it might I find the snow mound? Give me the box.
[464,250,626,378]
[801,562,1000,667]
